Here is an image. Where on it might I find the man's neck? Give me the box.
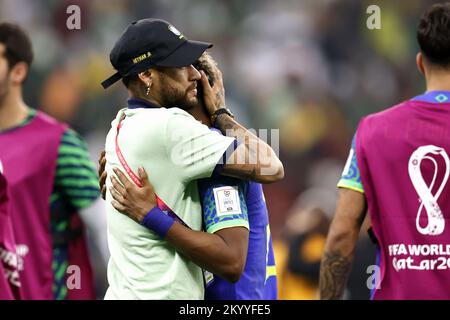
[0,92,29,131]
[425,69,450,92]
[129,92,162,108]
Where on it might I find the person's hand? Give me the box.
[98,150,107,200]
[200,68,225,116]
[109,167,157,223]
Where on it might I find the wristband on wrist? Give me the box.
[141,206,175,238]
[211,107,234,127]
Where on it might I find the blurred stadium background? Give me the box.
[0,0,440,299]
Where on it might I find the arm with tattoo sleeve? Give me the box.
[215,114,283,183]
[200,70,284,184]
[319,188,367,299]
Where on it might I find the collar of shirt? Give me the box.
[0,109,36,135]
[127,98,161,109]
[411,90,450,103]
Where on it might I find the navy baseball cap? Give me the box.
[101,18,212,89]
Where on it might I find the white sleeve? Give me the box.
[78,197,110,266]
[165,111,235,183]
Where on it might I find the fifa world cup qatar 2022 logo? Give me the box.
[408,145,450,236]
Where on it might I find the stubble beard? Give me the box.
[159,81,197,110]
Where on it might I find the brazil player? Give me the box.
[104,52,277,299]
[100,19,283,299]
[320,3,450,300]
[0,22,108,299]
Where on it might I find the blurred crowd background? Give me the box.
[0,0,441,299]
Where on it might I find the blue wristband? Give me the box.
[141,207,175,238]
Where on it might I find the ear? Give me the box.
[137,69,153,87]
[9,62,28,85]
[416,52,426,75]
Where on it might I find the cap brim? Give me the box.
[101,71,122,89]
[101,40,212,89]
[155,40,212,68]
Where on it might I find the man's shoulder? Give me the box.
[166,107,193,117]
[121,107,197,128]
[18,110,67,145]
[123,106,169,119]
[31,109,68,131]
[354,100,418,157]
[124,106,192,117]
[356,100,412,142]
[362,100,411,124]
[119,108,171,134]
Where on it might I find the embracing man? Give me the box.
[101,18,283,299]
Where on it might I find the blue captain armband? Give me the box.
[141,206,175,238]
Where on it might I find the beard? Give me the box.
[158,79,198,110]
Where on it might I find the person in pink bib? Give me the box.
[320,2,450,300]
[0,23,108,300]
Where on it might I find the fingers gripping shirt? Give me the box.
[198,177,250,234]
[337,133,365,193]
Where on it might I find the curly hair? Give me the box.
[193,52,218,87]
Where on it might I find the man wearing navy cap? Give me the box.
[101,19,283,299]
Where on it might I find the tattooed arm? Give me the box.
[319,188,367,299]
[215,113,283,183]
[199,68,284,184]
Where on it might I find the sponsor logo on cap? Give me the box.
[168,25,185,39]
[132,51,152,64]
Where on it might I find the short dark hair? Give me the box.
[417,3,450,67]
[0,22,33,70]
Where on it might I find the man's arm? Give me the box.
[109,168,249,283]
[319,188,366,299]
[215,115,284,183]
[78,198,109,265]
[55,129,109,265]
[199,70,284,184]
[166,224,248,283]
